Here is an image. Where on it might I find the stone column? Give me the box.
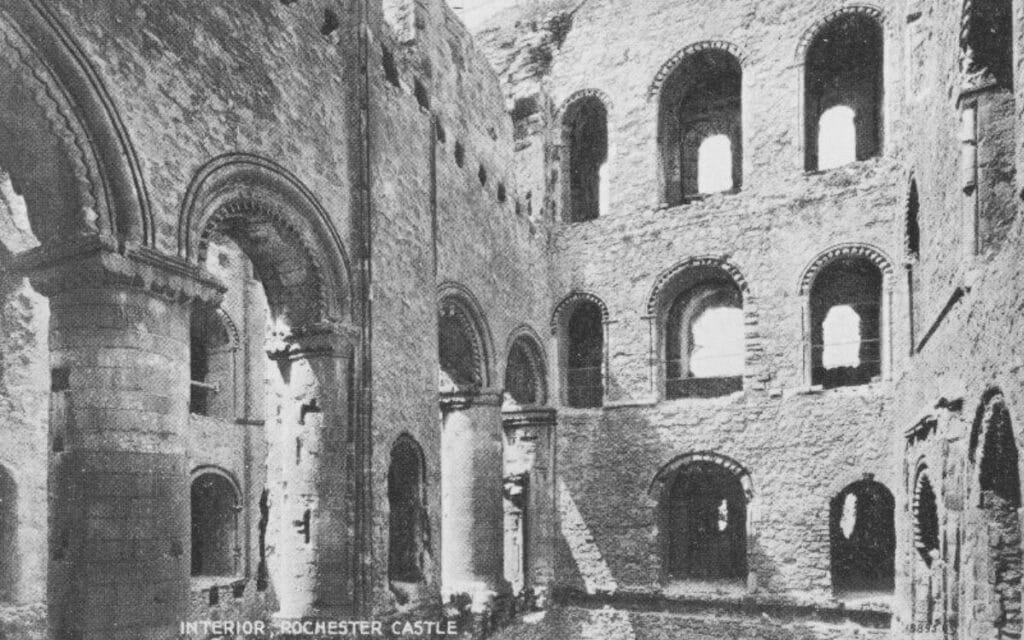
[19,239,222,640]
[440,389,509,601]
[265,329,355,620]
[502,407,557,596]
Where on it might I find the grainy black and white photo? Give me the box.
[0,0,1018,638]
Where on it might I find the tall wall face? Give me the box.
[482,0,910,628]
[368,0,552,618]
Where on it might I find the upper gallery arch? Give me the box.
[0,1,152,246]
[179,153,353,330]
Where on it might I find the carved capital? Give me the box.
[265,323,358,361]
[12,235,224,303]
[501,407,557,430]
[439,388,504,411]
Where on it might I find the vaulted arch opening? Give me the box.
[388,436,429,586]
[191,471,240,578]
[562,301,604,408]
[659,458,748,582]
[829,478,895,595]
[563,96,608,223]
[804,12,884,171]
[659,48,742,205]
[504,334,547,407]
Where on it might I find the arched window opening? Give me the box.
[907,180,921,259]
[439,314,481,389]
[659,49,742,205]
[663,271,744,399]
[0,466,16,602]
[913,471,939,567]
[505,336,546,406]
[697,134,734,194]
[190,303,234,418]
[963,0,1013,89]
[389,438,428,585]
[661,461,747,581]
[191,472,239,577]
[565,302,604,408]
[805,13,883,171]
[816,106,858,170]
[564,97,608,223]
[972,394,1023,637]
[829,479,895,595]
[810,257,882,388]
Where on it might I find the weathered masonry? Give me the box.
[0,0,1021,639]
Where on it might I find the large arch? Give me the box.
[649,452,753,582]
[179,153,354,330]
[0,1,152,245]
[965,390,1023,639]
[438,281,495,390]
[504,326,548,407]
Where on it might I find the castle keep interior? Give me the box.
[0,0,1021,638]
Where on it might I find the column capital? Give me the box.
[265,322,359,361]
[501,406,557,430]
[439,388,504,411]
[12,235,224,303]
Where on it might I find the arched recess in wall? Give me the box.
[179,153,353,333]
[0,1,152,246]
[190,304,239,418]
[551,292,608,408]
[655,41,744,206]
[647,256,750,400]
[437,282,494,392]
[560,90,610,223]
[388,434,430,588]
[649,452,752,582]
[799,244,894,388]
[0,463,17,602]
[967,390,1023,638]
[504,326,548,407]
[797,6,885,171]
[829,477,895,595]
[190,467,241,578]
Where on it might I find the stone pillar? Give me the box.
[440,390,508,600]
[19,239,222,640]
[502,407,557,596]
[265,330,355,620]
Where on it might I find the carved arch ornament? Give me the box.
[648,40,748,100]
[646,255,750,316]
[797,243,895,295]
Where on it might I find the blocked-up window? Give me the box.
[830,479,895,594]
[805,13,883,171]
[810,257,882,388]
[662,461,747,580]
[0,466,15,602]
[564,97,608,223]
[659,49,742,204]
[664,278,744,399]
[191,473,239,577]
[389,438,428,584]
[565,302,604,408]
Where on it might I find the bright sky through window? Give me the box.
[690,306,744,377]
[840,493,857,539]
[822,305,861,369]
[698,134,734,194]
[817,106,857,170]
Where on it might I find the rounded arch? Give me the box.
[550,291,609,334]
[648,40,749,100]
[190,465,242,498]
[558,88,614,119]
[649,451,753,503]
[179,153,354,329]
[0,2,152,245]
[646,256,750,316]
[794,5,886,63]
[829,476,895,594]
[438,281,495,389]
[388,433,429,584]
[504,325,548,406]
[798,243,895,295]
